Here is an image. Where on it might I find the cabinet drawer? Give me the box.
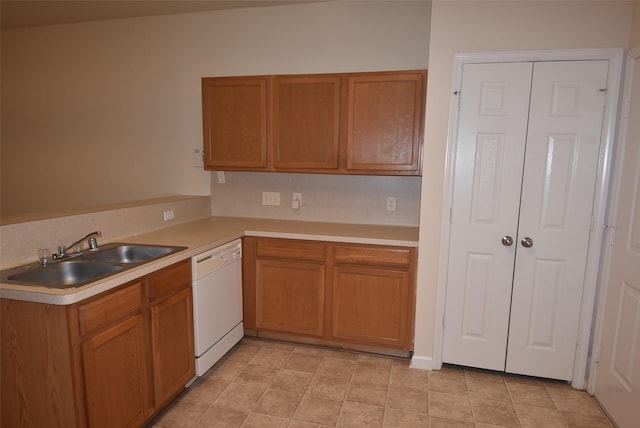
[333,245,413,268]
[148,260,192,303]
[256,238,325,262]
[78,282,143,337]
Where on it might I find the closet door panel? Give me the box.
[507,60,609,380]
[442,62,533,371]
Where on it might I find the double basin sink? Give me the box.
[1,243,187,289]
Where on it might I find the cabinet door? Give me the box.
[346,71,425,174]
[150,288,195,406]
[332,266,411,349]
[202,76,268,169]
[272,75,341,169]
[256,259,325,337]
[82,314,151,428]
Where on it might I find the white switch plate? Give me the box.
[163,210,175,221]
[217,171,226,184]
[262,192,281,206]
[386,196,397,212]
[193,148,204,168]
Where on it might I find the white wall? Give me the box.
[414,0,634,365]
[1,1,431,218]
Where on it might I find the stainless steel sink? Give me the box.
[4,261,125,289]
[1,243,187,289]
[80,243,183,264]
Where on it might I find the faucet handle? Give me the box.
[88,237,99,251]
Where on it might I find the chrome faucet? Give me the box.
[54,231,102,260]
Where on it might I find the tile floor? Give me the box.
[149,338,614,428]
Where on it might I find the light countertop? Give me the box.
[0,216,418,305]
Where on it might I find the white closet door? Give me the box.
[506,60,609,380]
[443,62,533,371]
[594,57,640,428]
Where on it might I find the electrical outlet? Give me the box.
[386,196,397,212]
[262,192,281,206]
[163,210,175,221]
[292,192,302,210]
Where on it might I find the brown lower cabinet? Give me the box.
[0,259,194,428]
[243,237,416,353]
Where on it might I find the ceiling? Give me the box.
[0,0,324,30]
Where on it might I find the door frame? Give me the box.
[589,44,640,394]
[433,48,624,389]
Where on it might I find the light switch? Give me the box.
[262,192,281,206]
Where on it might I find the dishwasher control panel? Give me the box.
[193,239,242,279]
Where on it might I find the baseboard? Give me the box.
[410,354,441,371]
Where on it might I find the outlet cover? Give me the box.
[163,210,175,221]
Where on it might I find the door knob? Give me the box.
[501,236,514,246]
[521,237,533,248]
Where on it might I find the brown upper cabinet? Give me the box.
[202,76,269,169]
[202,69,427,175]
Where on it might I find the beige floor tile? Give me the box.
[227,343,261,363]
[429,391,473,422]
[353,360,391,385]
[429,372,468,396]
[465,367,505,381]
[205,359,246,383]
[316,356,357,378]
[152,398,210,428]
[560,410,613,428]
[261,340,297,351]
[382,408,429,427]
[546,385,604,417]
[387,384,429,413]
[253,388,303,418]
[293,395,343,426]
[324,349,360,361]
[214,383,265,412]
[249,347,291,369]
[241,412,290,427]
[270,369,313,394]
[507,381,555,409]
[346,380,388,406]
[284,353,324,373]
[515,403,567,428]
[235,364,279,387]
[358,353,394,367]
[391,366,429,391]
[156,339,617,428]
[193,405,248,428]
[307,375,350,401]
[466,375,511,402]
[503,373,547,387]
[337,401,384,427]
[393,358,412,368]
[470,397,520,428]
[240,337,266,347]
[288,420,328,428]
[292,344,328,357]
[429,416,475,428]
[180,377,228,406]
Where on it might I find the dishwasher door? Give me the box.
[192,241,243,375]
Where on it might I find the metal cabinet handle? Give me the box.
[521,237,533,248]
[502,236,514,246]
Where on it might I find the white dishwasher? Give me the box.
[192,239,243,376]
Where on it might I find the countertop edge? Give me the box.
[1,217,418,305]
